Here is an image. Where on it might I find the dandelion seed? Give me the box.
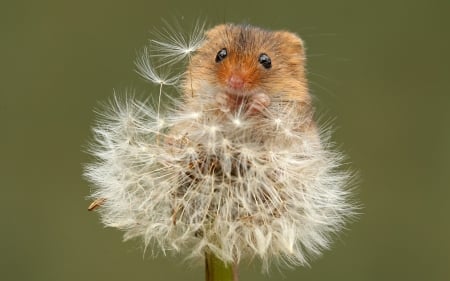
[273,118,282,129]
[150,20,206,65]
[232,118,242,127]
[135,47,180,86]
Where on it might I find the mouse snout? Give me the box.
[228,74,245,90]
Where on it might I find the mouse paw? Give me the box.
[246,93,270,115]
[216,92,231,112]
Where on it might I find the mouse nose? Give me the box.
[228,74,244,90]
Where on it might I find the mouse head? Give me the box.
[185,24,309,102]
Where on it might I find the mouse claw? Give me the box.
[246,93,270,115]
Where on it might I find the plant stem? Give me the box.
[205,251,239,281]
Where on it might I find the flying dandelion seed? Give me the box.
[135,46,181,86]
[150,19,206,66]
[85,22,357,276]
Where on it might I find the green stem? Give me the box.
[205,251,239,281]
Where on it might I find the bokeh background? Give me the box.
[2,0,449,280]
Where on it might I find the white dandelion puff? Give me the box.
[86,96,356,269]
[86,23,357,275]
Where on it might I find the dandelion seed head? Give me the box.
[86,23,357,271]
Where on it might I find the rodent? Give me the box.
[183,23,315,128]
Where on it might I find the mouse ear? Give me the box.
[275,31,305,58]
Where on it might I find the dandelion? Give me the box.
[86,22,356,280]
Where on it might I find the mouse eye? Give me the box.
[215,48,227,63]
[258,53,272,69]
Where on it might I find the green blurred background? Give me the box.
[2,0,449,280]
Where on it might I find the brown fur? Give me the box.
[180,24,318,138]
[184,24,310,104]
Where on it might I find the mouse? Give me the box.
[183,24,313,122]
